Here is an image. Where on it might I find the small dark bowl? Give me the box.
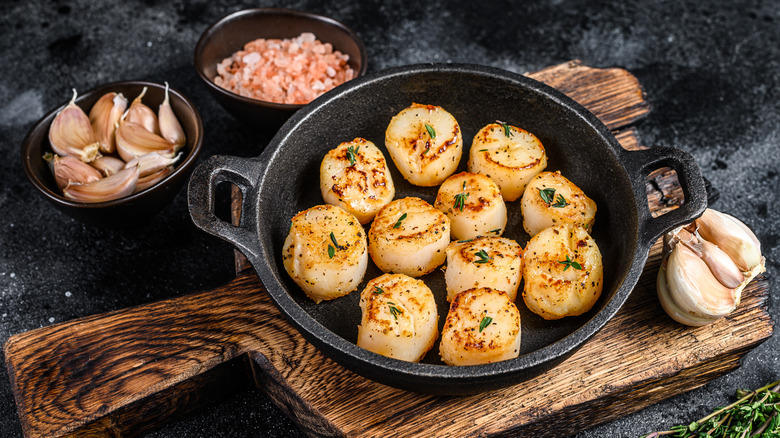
[21,81,203,227]
[194,8,368,137]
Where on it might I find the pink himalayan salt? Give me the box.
[214,32,356,105]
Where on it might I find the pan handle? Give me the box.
[620,146,708,246]
[188,155,265,261]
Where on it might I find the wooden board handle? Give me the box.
[4,275,279,438]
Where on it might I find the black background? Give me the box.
[0,0,777,436]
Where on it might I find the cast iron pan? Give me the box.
[188,63,707,395]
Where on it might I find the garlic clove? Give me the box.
[657,265,721,326]
[665,243,738,321]
[90,155,127,177]
[696,240,744,289]
[126,151,181,177]
[48,89,100,163]
[115,118,176,162]
[158,82,186,149]
[133,166,171,193]
[696,209,762,272]
[44,153,102,191]
[125,87,160,134]
[63,165,139,203]
[89,92,128,154]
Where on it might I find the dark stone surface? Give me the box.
[0,0,776,436]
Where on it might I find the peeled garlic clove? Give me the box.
[89,92,128,154]
[134,166,171,193]
[158,82,186,149]
[48,89,100,163]
[115,119,176,162]
[696,240,744,289]
[665,243,739,321]
[63,165,139,203]
[127,151,181,177]
[90,155,127,177]
[44,153,102,191]
[696,209,762,272]
[126,87,160,134]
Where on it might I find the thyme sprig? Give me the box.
[346,144,360,166]
[454,192,469,212]
[642,379,780,438]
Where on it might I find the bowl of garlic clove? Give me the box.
[21,81,203,227]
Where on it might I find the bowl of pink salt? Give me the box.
[194,8,367,138]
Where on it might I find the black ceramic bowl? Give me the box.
[189,63,707,394]
[194,8,368,137]
[22,81,203,227]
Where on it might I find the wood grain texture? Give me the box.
[4,61,772,438]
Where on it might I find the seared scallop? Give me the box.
[385,103,463,186]
[468,122,547,201]
[521,171,596,237]
[282,204,368,303]
[444,236,523,302]
[368,197,450,277]
[320,137,395,224]
[439,287,521,366]
[522,225,603,320]
[434,172,507,240]
[357,273,438,362]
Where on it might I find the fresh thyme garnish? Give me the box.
[388,302,403,320]
[454,192,469,212]
[552,194,569,208]
[479,316,493,332]
[422,145,430,155]
[474,249,491,264]
[479,149,488,152]
[327,245,335,259]
[346,145,360,166]
[539,187,556,205]
[393,213,407,229]
[424,123,436,139]
[559,255,582,271]
[642,379,780,438]
[330,232,340,249]
[489,228,501,234]
[501,122,512,138]
[373,286,384,295]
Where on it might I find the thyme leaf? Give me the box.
[479,316,493,332]
[559,255,582,271]
[454,192,469,212]
[346,145,360,166]
[424,123,436,139]
[539,187,556,205]
[373,286,384,295]
[474,249,491,264]
[552,194,569,208]
[388,302,403,320]
[393,213,407,229]
[327,244,335,259]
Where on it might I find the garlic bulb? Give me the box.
[657,208,765,326]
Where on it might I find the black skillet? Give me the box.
[187,63,707,395]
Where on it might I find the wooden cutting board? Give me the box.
[4,61,773,438]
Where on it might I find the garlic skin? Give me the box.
[63,165,139,203]
[657,208,766,326]
[44,153,102,191]
[115,118,176,162]
[89,92,128,154]
[125,87,160,134]
[90,155,127,177]
[48,89,100,163]
[158,82,186,148]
